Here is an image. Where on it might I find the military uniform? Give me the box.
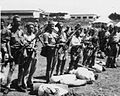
[10,27,25,64]
[98,28,106,52]
[0,28,11,65]
[9,26,26,92]
[69,34,82,70]
[23,31,36,89]
[106,31,120,68]
[82,33,98,68]
[56,30,67,75]
[43,30,58,82]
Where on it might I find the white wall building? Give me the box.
[70,14,99,21]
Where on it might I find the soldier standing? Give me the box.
[43,21,58,83]
[106,26,120,68]
[69,29,83,70]
[82,28,98,68]
[0,19,11,72]
[8,15,26,92]
[55,22,67,75]
[22,22,37,90]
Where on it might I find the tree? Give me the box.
[108,12,120,20]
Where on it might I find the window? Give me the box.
[89,16,93,19]
[71,17,75,19]
[77,17,81,19]
[83,16,87,19]
[45,15,48,17]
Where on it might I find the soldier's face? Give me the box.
[49,24,54,32]
[14,18,21,26]
[51,23,54,29]
[27,25,34,33]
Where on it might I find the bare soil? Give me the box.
[0,43,120,96]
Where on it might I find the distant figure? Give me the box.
[106,26,120,68]
[34,19,40,34]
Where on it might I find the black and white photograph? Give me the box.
[1,0,120,96]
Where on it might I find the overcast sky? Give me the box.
[1,0,120,17]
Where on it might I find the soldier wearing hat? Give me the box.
[82,28,98,68]
[3,15,26,93]
[106,26,120,68]
[43,20,58,82]
[22,22,37,90]
[69,29,83,70]
[55,22,67,75]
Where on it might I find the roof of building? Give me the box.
[70,14,97,17]
[1,10,40,14]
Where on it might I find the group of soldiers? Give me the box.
[1,15,38,94]
[1,15,120,94]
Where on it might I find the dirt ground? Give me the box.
[0,43,120,96]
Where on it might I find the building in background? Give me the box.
[1,10,42,19]
[70,14,99,22]
[1,9,68,22]
[1,10,99,24]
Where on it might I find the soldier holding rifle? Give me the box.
[55,22,67,75]
[69,24,83,71]
[3,15,26,93]
[82,28,98,68]
[43,21,58,83]
[22,22,37,91]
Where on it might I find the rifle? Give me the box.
[14,25,47,55]
[49,26,82,77]
[66,27,82,46]
[83,45,98,67]
[56,26,82,52]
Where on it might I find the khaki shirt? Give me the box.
[59,32,67,43]
[112,32,120,43]
[10,27,24,49]
[71,35,82,46]
[43,31,58,45]
[24,33,36,49]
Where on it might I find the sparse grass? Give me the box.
[1,20,120,96]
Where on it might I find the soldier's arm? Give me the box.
[19,30,25,46]
[118,36,120,46]
[7,41,13,59]
[6,31,13,59]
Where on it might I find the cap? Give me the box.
[13,15,20,21]
[26,22,34,28]
[55,22,63,28]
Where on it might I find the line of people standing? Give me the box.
[1,15,120,95]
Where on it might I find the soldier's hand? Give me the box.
[9,55,14,60]
[24,43,29,47]
[55,44,59,48]
[118,43,120,46]
[33,47,37,51]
